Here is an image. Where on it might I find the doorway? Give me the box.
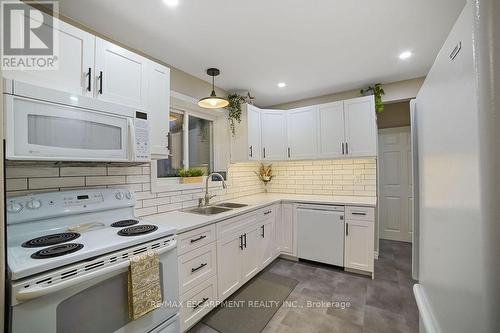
[378,126,413,242]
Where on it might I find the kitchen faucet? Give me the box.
[199,173,227,207]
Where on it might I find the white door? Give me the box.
[344,219,374,272]
[217,233,243,301]
[261,110,287,160]
[240,227,261,283]
[286,106,318,159]
[378,127,413,242]
[280,203,294,255]
[147,61,170,158]
[3,18,95,97]
[344,96,377,157]
[247,105,261,160]
[318,102,345,158]
[259,217,275,268]
[94,38,148,109]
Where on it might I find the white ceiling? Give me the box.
[58,0,464,107]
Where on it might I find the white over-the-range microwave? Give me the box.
[3,79,151,162]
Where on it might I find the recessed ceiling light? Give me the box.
[277,82,287,88]
[399,51,413,60]
[163,0,179,7]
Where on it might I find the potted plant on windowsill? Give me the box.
[179,168,205,184]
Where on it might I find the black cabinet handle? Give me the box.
[352,212,366,216]
[345,142,349,155]
[239,235,244,250]
[190,235,207,243]
[341,142,345,155]
[87,68,91,92]
[263,148,266,159]
[243,233,247,248]
[249,145,253,157]
[264,210,272,215]
[193,297,209,310]
[98,71,103,94]
[191,263,207,273]
[287,147,291,158]
[261,225,265,238]
[346,223,349,236]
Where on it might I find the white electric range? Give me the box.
[6,189,180,333]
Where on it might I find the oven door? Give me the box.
[4,94,131,162]
[11,242,179,333]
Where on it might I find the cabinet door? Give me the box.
[94,38,148,109]
[3,18,94,97]
[240,227,261,283]
[344,219,374,272]
[287,106,319,160]
[274,205,282,255]
[344,96,377,157]
[147,61,170,158]
[318,102,345,158]
[217,234,243,301]
[259,217,275,268]
[261,110,287,160]
[280,203,294,255]
[247,105,261,160]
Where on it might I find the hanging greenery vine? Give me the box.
[226,93,246,136]
[360,83,385,113]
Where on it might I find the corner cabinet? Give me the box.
[286,106,319,159]
[261,110,287,160]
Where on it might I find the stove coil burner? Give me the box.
[111,219,139,228]
[31,243,84,259]
[118,225,158,236]
[22,232,81,248]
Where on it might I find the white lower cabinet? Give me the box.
[277,203,295,255]
[258,211,276,268]
[179,275,218,332]
[344,206,375,276]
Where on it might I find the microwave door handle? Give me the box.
[15,240,176,302]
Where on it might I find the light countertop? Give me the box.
[145,193,376,234]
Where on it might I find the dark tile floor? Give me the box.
[188,240,418,333]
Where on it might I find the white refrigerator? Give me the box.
[412,1,499,333]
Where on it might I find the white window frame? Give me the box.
[150,92,221,193]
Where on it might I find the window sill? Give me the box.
[150,176,223,193]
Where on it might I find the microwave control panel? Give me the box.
[133,112,150,162]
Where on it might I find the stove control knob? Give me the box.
[26,199,42,210]
[115,192,124,200]
[7,202,23,213]
[125,192,132,200]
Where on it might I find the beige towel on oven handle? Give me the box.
[128,250,163,320]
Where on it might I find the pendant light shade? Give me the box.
[198,68,229,109]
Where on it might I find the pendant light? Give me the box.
[198,68,229,109]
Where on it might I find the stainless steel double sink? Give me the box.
[184,202,248,215]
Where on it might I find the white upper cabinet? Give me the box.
[147,62,171,159]
[318,101,345,158]
[344,96,377,157]
[286,106,319,160]
[261,110,287,160]
[230,104,261,162]
[3,18,95,97]
[94,38,149,109]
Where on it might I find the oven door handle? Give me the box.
[15,240,177,302]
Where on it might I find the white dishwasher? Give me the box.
[296,204,345,266]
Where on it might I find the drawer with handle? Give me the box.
[346,206,375,221]
[178,224,216,255]
[258,205,276,221]
[178,242,216,294]
[180,275,217,332]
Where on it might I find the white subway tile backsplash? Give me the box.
[7,167,59,178]
[30,177,84,189]
[108,166,143,176]
[6,178,28,191]
[60,167,106,177]
[86,176,125,186]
